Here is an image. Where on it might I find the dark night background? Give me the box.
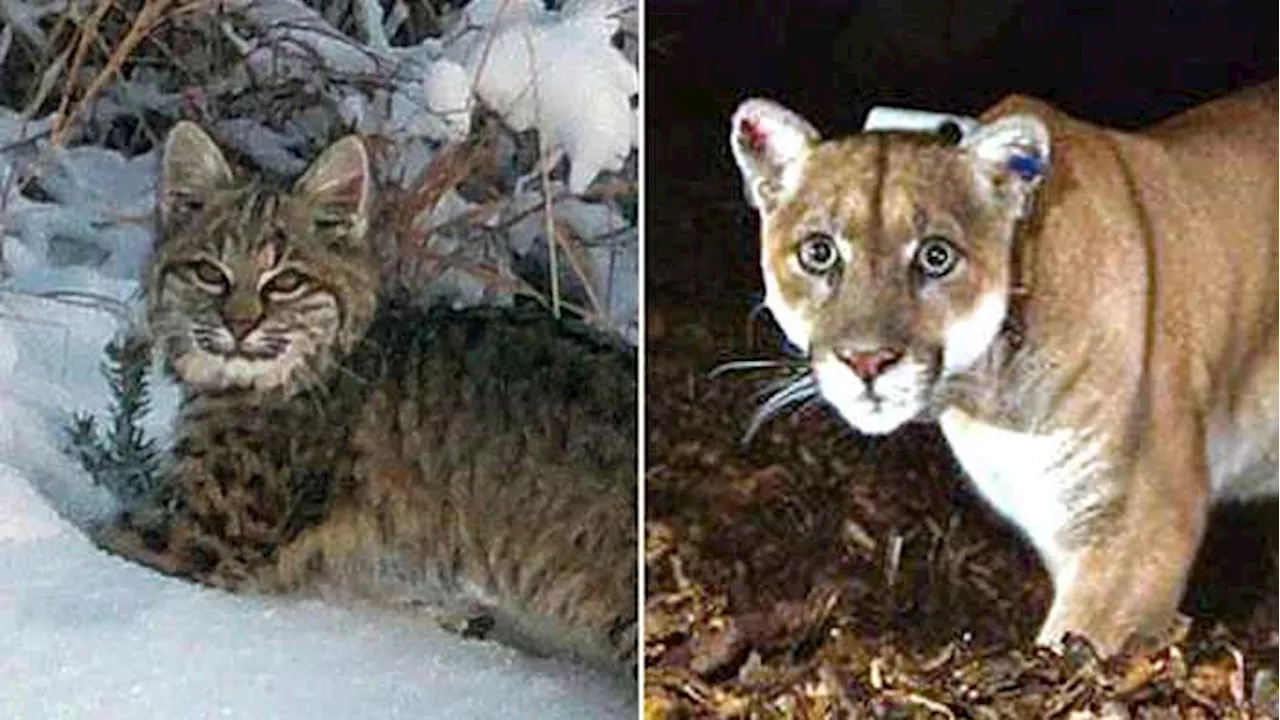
[642,0,1278,676]
[645,0,1277,302]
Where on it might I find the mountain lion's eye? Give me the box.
[263,269,308,297]
[915,236,960,279]
[797,233,839,274]
[187,261,229,293]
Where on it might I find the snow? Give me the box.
[2,0,638,340]
[508,192,638,342]
[457,0,637,193]
[0,481,635,718]
[0,4,639,707]
[0,292,634,719]
[0,209,632,720]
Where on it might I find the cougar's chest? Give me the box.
[937,408,1109,574]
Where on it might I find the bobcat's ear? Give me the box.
[294,135,371,235]
[730,98,820,212]
[160,122,233,226]
[961,114,1050,218]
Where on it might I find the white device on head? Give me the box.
[863,106,980,139]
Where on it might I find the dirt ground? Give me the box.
[641,190,1279,718]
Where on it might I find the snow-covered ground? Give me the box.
[0,287,634,719]
[0,0,639,712]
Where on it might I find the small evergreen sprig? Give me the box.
[66,332,160,505]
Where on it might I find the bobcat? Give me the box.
[730,82,1278,655]
[92,122,637,673]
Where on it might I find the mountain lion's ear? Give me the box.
[294,135,372,234]
[960,114,1050,218]
[731,98,820,212]
[160,122,233,226]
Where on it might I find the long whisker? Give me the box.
[752,373,812,401]
[708,357,802,379]
[742,373,820,447]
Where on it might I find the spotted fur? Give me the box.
[93,123,637,673]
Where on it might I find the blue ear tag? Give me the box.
[1007,153,1045,181]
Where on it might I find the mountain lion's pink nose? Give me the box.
[838,348,903,382]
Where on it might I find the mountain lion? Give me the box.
[730,82,1277,655]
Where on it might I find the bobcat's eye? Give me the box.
[914,236,960,279]
[313,213,349,232]
[262,269,309,298]
[165,192,206,219]
[186,261,229,293]
[796,233,840,275]
[174,197,205,215]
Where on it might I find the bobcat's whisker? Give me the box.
[99,122,639,675]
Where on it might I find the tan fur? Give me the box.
[732,83,1278,654]
[94,124,637,674]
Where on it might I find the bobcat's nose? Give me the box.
[837,347,903,383]
[224,315,260,341]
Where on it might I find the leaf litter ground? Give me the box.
[643,292,1278,719]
